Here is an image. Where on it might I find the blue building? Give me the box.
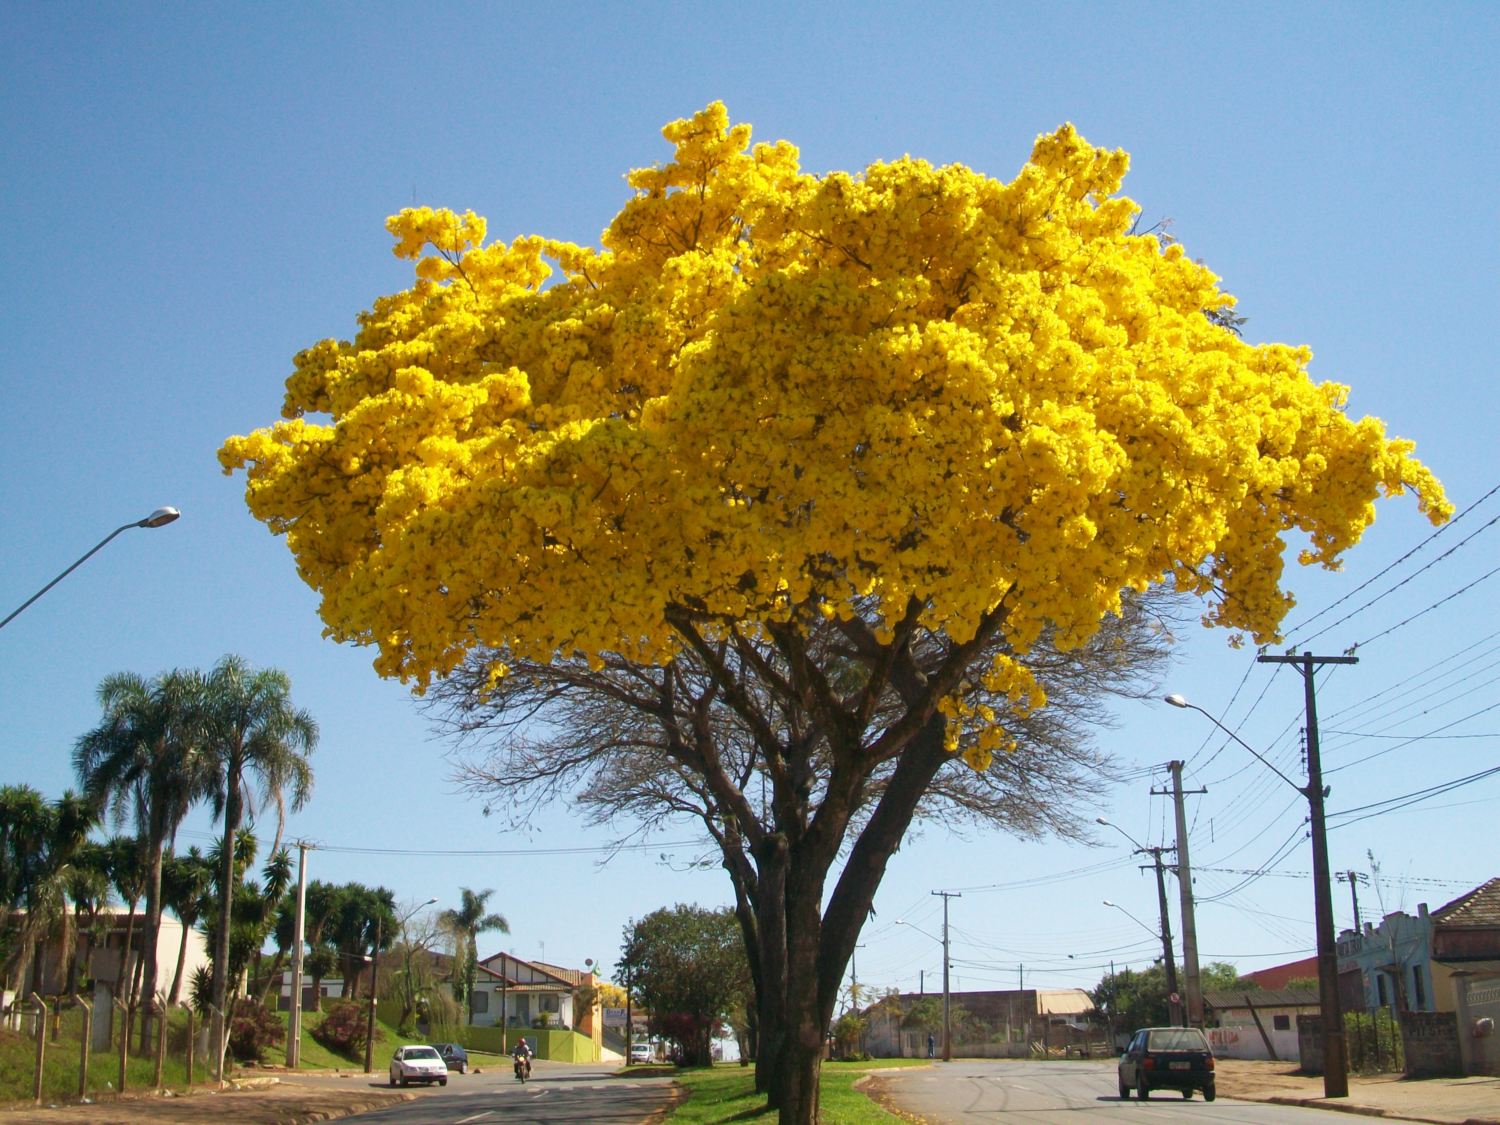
[1336,904,1436,1014]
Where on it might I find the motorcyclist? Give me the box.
[511,1036,533,1079]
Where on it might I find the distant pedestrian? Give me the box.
[927,1033,936,1058]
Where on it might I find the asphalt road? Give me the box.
[316,1059,677,1124]
[872,1059,1410,1124]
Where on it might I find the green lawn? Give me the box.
[662,1059,925,1124]
[0,1007,213,1108]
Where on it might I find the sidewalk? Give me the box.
[1214,1059,1500,1124]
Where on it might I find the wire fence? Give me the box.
[1,993,221,1107]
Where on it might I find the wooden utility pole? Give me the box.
[933,890,961,1062]
[1259,650,1356,1099]
[1167,762,1206,1025]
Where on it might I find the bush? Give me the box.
[228,998,284,1062]
[313,1000,376,1058]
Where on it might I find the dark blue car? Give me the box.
[430,1042,470,1074]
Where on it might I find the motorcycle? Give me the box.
[513,1053,531,1082]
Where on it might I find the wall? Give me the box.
[1454,973,1500,1076]
[1399,1010,1462,1077]
[1208,1014,1300,1061]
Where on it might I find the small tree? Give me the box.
[620,905,749,1067]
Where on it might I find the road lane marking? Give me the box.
[455,1113,494,1123]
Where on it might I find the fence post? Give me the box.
[183,1004,195,1090]
[154,993,168,1089]
[74,994,92,1101]
[114,996,130,1092]
[31,994,47,1105]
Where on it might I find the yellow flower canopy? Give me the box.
[222,103,1448,695]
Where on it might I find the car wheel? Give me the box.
[1182,1088,1193,1099]
[439,1078,448,1086]
[1204,1082,1217,1102]
[1118,1075,1131,1099]
[459,1062,467,1074]
[400,1075,409,1088]
[1137,1074,1150,1100]
[388,1073,396,1087]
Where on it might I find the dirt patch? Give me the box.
[0,1080,413,1124]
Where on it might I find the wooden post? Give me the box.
[74,995,93,1101]
[1243,993,1278,1061]
[184,1004,195,1089]
[115,996,131,1092]
[31,994,47,1105]
[154,993,168,1089]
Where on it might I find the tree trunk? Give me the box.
[169,920,190,1005]
[753,837,789,1102]
[213,765,243,1070]
[139,832,165,1052]
[119,902,138,1009]
[778,863,828,1125]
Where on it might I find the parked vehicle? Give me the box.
[1118,1026,1215,1101]
[430,1042,469,1074]
[629,1042,653,1063]
[390,1044,448,1088]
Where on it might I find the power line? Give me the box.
[1351,561,1500,651]
[1285,480,1500,642]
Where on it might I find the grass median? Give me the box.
[658,1059,924,1124]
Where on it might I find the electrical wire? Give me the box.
[1283,480,1500,642]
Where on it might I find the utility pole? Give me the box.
[1337,871,1367,930]
[849,944,866,1014]
[1167,762,1206,1025]
[933,891,961,1062]
[1260,650,1356,1099]
[1141,845,1182,1025]
[286,841,310,1068]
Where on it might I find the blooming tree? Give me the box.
[223,104,1447,1120]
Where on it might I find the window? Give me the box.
[1376,974,1388,1005]
[1412,966,1426,1008]
[1273,1014,1291,1031]
[471,991,489,1014]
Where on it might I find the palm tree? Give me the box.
[104,835,146,1007]
[439,888,509,1025]
[63,842,112,996]
[161,847,213,1003]
[0,787,96,998]
[197,655,316,1054]
[73,668,209,1043]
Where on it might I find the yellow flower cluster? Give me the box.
[221,103,1450,767]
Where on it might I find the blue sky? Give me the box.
[3,3,1496,998]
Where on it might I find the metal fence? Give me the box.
[4,993,221,1107]
[1345,1008,1405,1075]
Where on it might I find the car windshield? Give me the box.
[1147,1029,1210,1052]
[404,1047,441,1060]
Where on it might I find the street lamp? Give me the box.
[365,898,438,1074]
[896,919,953,1061]
[1165,691,1348,1098]
[0,507,181,631]
[1098,821,1183,1026]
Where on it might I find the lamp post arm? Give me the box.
[1,523,137,631]
[1167,698,1303,794]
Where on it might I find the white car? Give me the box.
[629,1042,653,1063]
[390,1044,448,1087]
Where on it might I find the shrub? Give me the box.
[228,997,284,1062]
[313,1000,376,1057]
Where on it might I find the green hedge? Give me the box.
[453,1025,597,1062]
